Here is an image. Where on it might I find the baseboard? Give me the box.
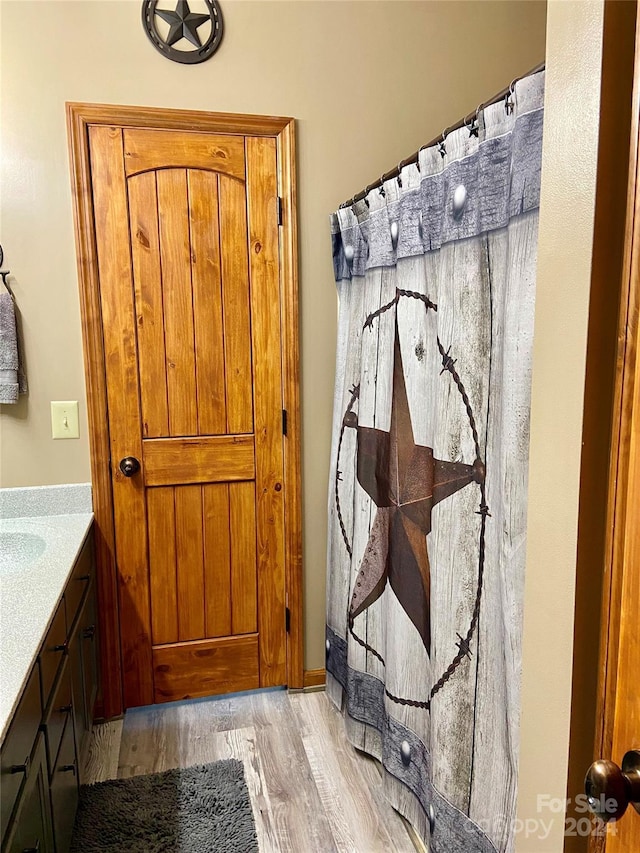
[302,668,326,689]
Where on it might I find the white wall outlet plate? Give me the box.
[51,400,80,439]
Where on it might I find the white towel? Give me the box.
[0,290,27,404]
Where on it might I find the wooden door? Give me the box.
[88,125,287,708]
[589,6,640,849]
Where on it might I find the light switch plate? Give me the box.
[51,401,80,439]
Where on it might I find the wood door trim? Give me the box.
[67,102,294,137]
[277,120,304,689]
[589,6,640,852]
[67,103,303,715]
[66,107,123,720]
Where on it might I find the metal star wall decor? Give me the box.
[142,0,224,64]
[347,324,483,655]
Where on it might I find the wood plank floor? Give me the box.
[84,688,419,852]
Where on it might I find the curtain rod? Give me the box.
[339,60,546,209]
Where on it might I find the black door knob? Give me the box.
[119,456,141,477]
[585,749,640,821]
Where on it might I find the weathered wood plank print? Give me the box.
[326,71,545,853]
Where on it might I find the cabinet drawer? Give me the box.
[0,668,41,843]
[39,603,67,712]
[42,660,73,779]
[64,536,93,631]
[50,717,78,853]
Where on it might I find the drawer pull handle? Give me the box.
[83,625,96,640]
[22,841,40,853]
[57,703,73,714]
[77,574,90,582]
[60,763,76,775]
[10,755,30,775]
[53,641,68,654]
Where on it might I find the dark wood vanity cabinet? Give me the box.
[1,529,98,853]
[0,671,41,842]
[5,734,54,853]
[69,579,98,782]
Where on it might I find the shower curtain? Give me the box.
[326,71,544,853]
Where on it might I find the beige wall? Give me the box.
[0,0,547,670]
[517,1,606,850]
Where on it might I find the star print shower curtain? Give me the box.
[326,71,544,853]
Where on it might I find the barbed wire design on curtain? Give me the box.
[334,288,490,712]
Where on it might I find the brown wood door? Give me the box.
[590,7,640,849]
[604,291,640,853]
[598,110,640,853]
[88,125,286,708]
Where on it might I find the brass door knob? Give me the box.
[585,749,640,822]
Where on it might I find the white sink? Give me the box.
[0,530,47,572]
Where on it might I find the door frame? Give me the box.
[66,103,302,719]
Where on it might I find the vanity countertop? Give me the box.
[0,484,93,744]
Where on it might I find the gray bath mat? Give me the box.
[70,759,259,852]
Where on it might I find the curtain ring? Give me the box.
[437,127,448,158]
[378,176,386,197]
[363,183,374,206]
[465,112,479,139]
[470,103,484,137]
[505,79,517,114]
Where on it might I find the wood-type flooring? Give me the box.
[83,688,423,852]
